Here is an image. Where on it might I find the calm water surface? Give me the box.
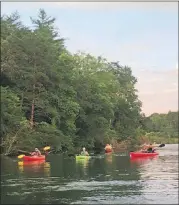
[1,144,178,204]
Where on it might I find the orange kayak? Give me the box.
[105,149,112,153]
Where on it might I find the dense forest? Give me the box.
[1,10,178,155]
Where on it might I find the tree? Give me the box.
[4,9,168,155]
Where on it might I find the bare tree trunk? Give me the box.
[30,98,35,128]
[30,84,35,128]
[5,126,24,155]
[20,92,24,111]
[30,56,36,129]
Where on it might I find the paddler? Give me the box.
[81,147,89,156]
[140,142,147,152]
[141,143,156,153]
[31,148,42,156]
[104,144,112,153]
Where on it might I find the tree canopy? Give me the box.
[1,10,177,155]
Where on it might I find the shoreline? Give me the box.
[1,141,178,158]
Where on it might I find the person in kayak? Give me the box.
[81,147,89,156]
[141,143,156,153]
[140,142,147,152]
[105,144,112,152]
[31,148,42,156]
[146,144,155,153]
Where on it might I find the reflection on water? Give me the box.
[105,153,113,164]
[76,158,90,168]
[76,157,90,176]
[17,161,51,176]
[130,156,158,165]
[1,144,178,204]
[44,162,51,177]
[129,151,178,204]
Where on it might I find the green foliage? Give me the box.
[1,86,24,137]
[143,111,178,139]
[139,111,178,144]
[1,10,177,155]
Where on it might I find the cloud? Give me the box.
[53,2,177,11]
[172,83,177,87]
[2,2,177,12]
[139,91,156,95]
[162,88,178,94]
[136,68,178,115]
[139,77,165,83]
[1,2,44,11]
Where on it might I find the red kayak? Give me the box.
[130,152,159,158]
[18,160,45,166]
[23,155,45,161]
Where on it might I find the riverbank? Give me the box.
[1,134,177,157]
[137,134,178,144]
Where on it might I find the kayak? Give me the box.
[105,149,112,153]
[22,155,45,161]
[18,160,45,166]
[130,152,159,158]
[75,155,91,160]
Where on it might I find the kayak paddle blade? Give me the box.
[18,154,25,159]
[159,144,165,148]
[43,146,51,151]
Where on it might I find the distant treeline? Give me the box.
[140,111,178,144]
[1,9,178,155]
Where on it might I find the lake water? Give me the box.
[1,144,178,204]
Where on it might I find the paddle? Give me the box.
[131,143,165,153]
[158,143,165,148]
[152,143,165,152]
[43,146,51,151]
[17,146,51,159]
[18,154,25,159]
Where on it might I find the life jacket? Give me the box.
[105,144,112,151]
[81,151,88,156]
[31,151,41,156]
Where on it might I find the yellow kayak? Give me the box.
[75,155,91,160]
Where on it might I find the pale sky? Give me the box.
[2,2,178,116]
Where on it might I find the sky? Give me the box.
[1,2,178,116]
